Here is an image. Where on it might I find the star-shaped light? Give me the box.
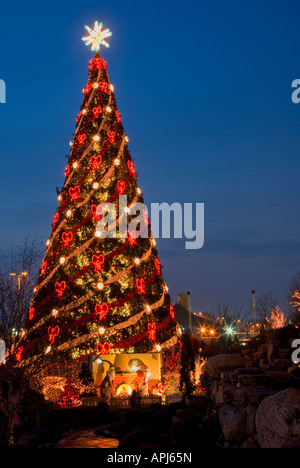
[82,21,112,52]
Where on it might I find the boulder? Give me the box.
[219,404,247,444]
[238,374,268,387]
[266,371,293,389]
[267,339,280,365]
[205,354,244,380]
[273,359,292,372]
[256,388,300,448]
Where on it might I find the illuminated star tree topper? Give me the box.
[82,21,112,52]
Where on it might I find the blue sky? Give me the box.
[1,0,300,316]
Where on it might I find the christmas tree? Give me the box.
[57,376,82,408]
[18,22,180,366]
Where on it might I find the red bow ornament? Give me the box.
[117,180,126,195]
[90,154,102,170]
[95,303,109,321]
[69,185,80,202]
[136,278,146,295]
[77,133,87,145]
[147,323,156,342]
[92,254,105,273]
[55,281,66,299]
[97,342,110,355]
[92,106,102,119]
[107,130,115,144]
[62,231,73,248]
[48,326,60,344]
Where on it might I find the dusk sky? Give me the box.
[1,0,300,317]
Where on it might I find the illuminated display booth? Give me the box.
[92,352,162,397]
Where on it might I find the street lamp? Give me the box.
[10,271,28,315]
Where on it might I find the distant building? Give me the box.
[173,302,219,336]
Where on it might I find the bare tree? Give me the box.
[0,236,45,446]
[0,235,42,360]
[254,291,278,322]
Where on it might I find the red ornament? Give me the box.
[117,180,126,195]
[53,213,59,226]
[93,57,102,70]
[83,83,92,94]
[136,278,146,295]
[127,160,135,176]
[115,110,121,123]
[69,185,80,201]
[92,106,102,119]
[147,323,156,341]
[90,154,102,170]
[76,112,81,122]
[170,305,175,319]
[107,130,115,144]
[95,303,109,321]
[99,81,108,93]
[48,326,60,344]
[155,258,161,275]
[55,281,66,299]
[128,230,138,246]
[29,307,35,321]
[62,231,73,248]
[91,205,102,222]
[92,254,105,272]
[64,165,70,178]
[41,261,48,275]
[15,346,23,362]
[97,342,110,354]
[88,59,94,71]
[77,133,87,145]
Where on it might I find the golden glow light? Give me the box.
[116,384,133,396]
[82,21,112,52]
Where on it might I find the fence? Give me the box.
[82,393,183,408]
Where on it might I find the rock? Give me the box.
[265,371,293,389]
[219,404,247,444]
[267,339,280,365]
[118,429,148,449]
[14,429,46,448]
[233,386,265,407]
[238,374,267,387]
[185,395,209,411]
[256,388,300,448]
[247,389,279,406]
[283,441,300,448]
[273,359,292,372]
[205,354,245,380]
[240,437,258,449]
